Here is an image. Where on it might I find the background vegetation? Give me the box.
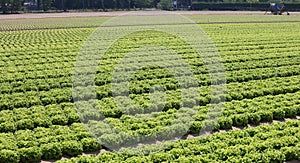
[1,0,300,13]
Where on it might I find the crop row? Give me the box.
[215,38,300,48]
[0,103,80,133]
[76,91,300,146]
[99,44,300,62]
[95,47,299,72]
[0,77,72,94]
[0,46,299,73]
[0,67,299,110]
[1,91,300,160]
[93,64,300,88]
[57,119,300,163]
[5,71,298,123]
[91,39,300,62]
[0,123,101,163]
[203,23,300,40]
[0,46,78,58]
[1,53,297,87]
[0,29,298,93]
[94,43,300,65]
[1,24,299,58]
[0,55,76,68]
[0,17,107,31]
[0,21,299,163]
[1,41,298,70]
[0,88,72,110]
[1,84,298,136]
[0,68,72,84]
[95,74,300,101]
[0,65,297,110]
[2,27,297,64]
[0,28,91,50]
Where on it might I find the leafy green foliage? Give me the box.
[158,0,173,10]
[218,117,233,129]
[232,114,248,127]
[61,141,83,157]
[81,138,101,152]
[18,147,42,163]
[0,149,19,163]
[57,120,300,162]
[0,16,300,163]
[41,143,63,160]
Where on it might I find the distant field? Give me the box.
[1,12,300,31]
[0,10,300,20]
[0,12,299,162]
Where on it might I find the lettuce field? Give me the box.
[0,12,299,162]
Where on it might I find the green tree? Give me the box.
[269,0,284,3]
[42,0,53,11]
[37,0,41,9]
[158,0,173,10]
[0,0,9,13]
[0,0,22,13]
[12,0,22,12]
[247,0,259,3]
[133,0,152,8]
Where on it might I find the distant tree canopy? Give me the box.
[52,0,187,10]
[0,0,193,13]
[1,0,300,13]
[194,0,298,3]
[0,0,23,13]
[158,0,173,10]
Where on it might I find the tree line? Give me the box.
[1,0,189,13]
[1,0,299,13]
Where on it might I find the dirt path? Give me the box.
[1,11,300,20]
